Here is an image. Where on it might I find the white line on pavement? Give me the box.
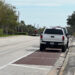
[0,51,35,70]
[10,64,52,70]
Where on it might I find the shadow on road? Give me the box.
[37,49,61,53]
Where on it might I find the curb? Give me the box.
[58,52,69,75]
[58,37,73,75]
[47,37,73,75]
[47,49,68,75]
[47,69,57,75]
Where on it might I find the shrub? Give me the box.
[0,29,3,35]
[16,32,28,35]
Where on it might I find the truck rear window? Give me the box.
[44,29,63,35]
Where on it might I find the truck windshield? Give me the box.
[44,29,63,35]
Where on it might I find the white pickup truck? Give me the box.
[40,27,69,52]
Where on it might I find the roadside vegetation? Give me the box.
[67,11,75,36]
[1,0,75,37]
[0,1,44,37]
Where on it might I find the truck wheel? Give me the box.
[62,46,66,52]
[40,44,45,51]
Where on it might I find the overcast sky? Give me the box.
[5,0,75,27]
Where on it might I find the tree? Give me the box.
[37,27,45,34]
[67,11,75,32]
[0,1,18,34]
[26,25,36,35]
[0,1,45,36]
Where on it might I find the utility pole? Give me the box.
[18,11,20,32]
[18,11,20,22]
[37,24,39,29]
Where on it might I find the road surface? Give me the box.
[0,35,68,75]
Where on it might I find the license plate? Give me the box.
[50,42,54,45]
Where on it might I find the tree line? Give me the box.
[0,1,44,36]
[1,0,75,36]
[67,11,75,35]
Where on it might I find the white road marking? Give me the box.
[10,64,52,70]
[0,51,35,70]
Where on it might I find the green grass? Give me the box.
[0,34,18,37]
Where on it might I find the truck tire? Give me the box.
[40,44,45,51]
[62,46,66,52]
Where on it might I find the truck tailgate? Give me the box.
[42,34,63,42]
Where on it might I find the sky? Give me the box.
[5,0,75,27]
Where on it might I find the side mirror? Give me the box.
[66,33,69,36]
[66,33,70,38]
[66,34,68,36]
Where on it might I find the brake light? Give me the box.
[62,36,65,41]
[40,35,43,39]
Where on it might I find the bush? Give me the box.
[0,29,3,35]
[16,32,28,35]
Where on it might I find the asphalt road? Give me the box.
[0,35,68,75]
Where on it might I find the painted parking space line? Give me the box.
[0,49,65,72]
[10,64,52,70]
[0,51,35,70]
